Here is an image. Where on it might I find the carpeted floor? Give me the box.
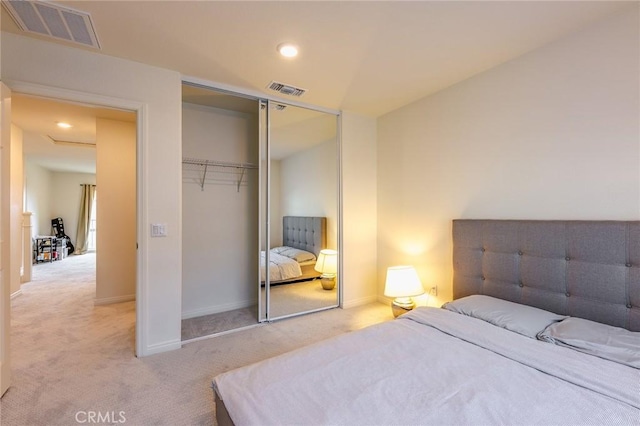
[1,253,392,425]
[182,279,338,341]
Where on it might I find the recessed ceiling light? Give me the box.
[277,43,298,58]
[56,122,72,129]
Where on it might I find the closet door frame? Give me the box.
[181,77,342,324]
[263,100,341,322]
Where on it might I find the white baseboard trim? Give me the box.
[94,294,136,306]
[140,339,182,357]
[182,299,256,320]
[10,289,22,300]
[377,295,393,305]
[342,294,378,309]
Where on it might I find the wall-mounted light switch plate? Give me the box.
[151,223,167,237]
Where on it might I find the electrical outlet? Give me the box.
[430,286,438,297]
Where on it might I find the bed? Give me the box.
[261,216,326,284]
[213,220,640,425]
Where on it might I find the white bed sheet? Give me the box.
[213,307,640,426]
[260,251,302,282]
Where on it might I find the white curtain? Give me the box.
[75,184,96,255]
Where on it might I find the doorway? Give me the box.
[12,92,137,341]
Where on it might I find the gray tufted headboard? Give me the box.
[453,220,640,331]
[282,216,326,257]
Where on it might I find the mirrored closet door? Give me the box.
[181,83,340,340]
[261,101,339,321]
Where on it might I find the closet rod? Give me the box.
[182,157,257,192]
[182,157,258,169]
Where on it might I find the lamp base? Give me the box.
[391,297,415,318]
[320,276,335,290]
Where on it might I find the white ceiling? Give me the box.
[13,94,135,174]
[2,0,633,172]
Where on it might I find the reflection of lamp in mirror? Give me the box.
[384,265,424,317]
[315,249,338,290]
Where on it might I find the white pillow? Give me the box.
[442,295,567,338]
[538,317,640,368]
[271,246,316,263]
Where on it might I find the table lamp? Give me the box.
[384,265,424,317]
[315,249,338,290]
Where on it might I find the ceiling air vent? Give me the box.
[3,0,101,49]
[267,81,307,97]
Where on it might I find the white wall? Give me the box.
[377,9,640,307]
[341,112,378,308]
[2,33,183,356]
[181,103,258,318]
[50,172,96,245]
[270,160,282,247]
[96,119,136,304]
[280,140,338,249]
[24,165,95,251]
[24,161,52,238]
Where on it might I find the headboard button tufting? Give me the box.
[626,263,632,267]
[565,256,570,261]
[627,304,633,309]
[518,251,523,256]
[481,276,486,281]
[519,282,524,287]
[565,292,570,297]
[481,248,486,252]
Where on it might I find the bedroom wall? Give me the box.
[181,102,258,319]
[24,160,52,238]
[341,112,378,307]
[2,32,183,356]
[50,172,96,246]
[377,8,640,307]
[279,140,338,250]
[96,118,136,305]
[270,160,282,247]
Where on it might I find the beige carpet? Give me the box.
[182,279,338,341]
[1,253,392,425]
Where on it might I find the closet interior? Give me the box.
[181,83,340,341]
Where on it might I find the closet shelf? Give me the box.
[182,157,257,192]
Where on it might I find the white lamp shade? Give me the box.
[314,249,338,274]
[384,265,424,298]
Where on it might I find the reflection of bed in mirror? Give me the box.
[261,216,326,285]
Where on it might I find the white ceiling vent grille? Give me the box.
[3,0,101,49]
[267,81,307,97]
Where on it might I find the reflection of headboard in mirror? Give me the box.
[282,216,326,257]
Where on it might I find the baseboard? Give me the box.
[182,299,256,320]
[139,339,182,357]
[94,294,136,306]
[10,289,22,300]
[342,294,378,309]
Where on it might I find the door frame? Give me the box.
[1,82,12,396]
[1,80,146,357]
